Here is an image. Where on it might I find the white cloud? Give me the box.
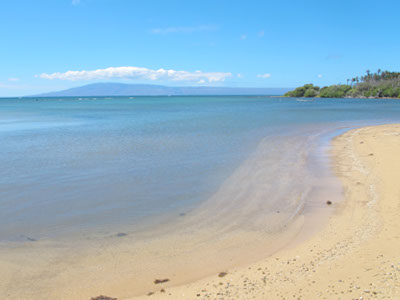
[38,66,232,83]
[258,30,265,37]
[150,25,217,34]
[317,74,323,78]
[240,34,247,40]
[72,0,80,5]
[257,73,271,79]
[8,77,20,82]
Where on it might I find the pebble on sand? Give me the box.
[218,272,228,278]
[154,278,170,284]
[90,296,117,300]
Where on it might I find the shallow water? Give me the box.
[1,96,400,242]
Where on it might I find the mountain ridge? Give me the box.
[30,83,291,97]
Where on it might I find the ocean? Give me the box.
[1,96,400,239]
[1,96,400,297]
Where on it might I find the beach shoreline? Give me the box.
[127,123,400,299]
[0,124,344,300]
[2,123,400,299]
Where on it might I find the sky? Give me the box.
[1,0,400,96]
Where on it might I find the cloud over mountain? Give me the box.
[38,66,232,83]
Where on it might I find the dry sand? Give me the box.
[123,124,400,300]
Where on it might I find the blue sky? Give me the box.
[1,0,400,96]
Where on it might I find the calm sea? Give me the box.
[1,96,400,242]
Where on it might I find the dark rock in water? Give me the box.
[154,278,169,284]
[179,213,186,217]
[20,235,37,242]
[326,200,332,205]
[218,272,228,278]
[115,232,127,237]
[91,295,117,300]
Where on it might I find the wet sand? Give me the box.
[0,134,338,299]
[126,124,400,299]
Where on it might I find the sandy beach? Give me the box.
[122,124,400,299]
[2,123,400,300]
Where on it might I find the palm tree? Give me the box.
[365,70,371,82]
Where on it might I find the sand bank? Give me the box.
[0,134,330,299]
[0,130,341,300]
[127,124,400,299]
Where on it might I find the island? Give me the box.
[284,70,400,98]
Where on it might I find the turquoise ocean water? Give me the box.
[1,96,400,242]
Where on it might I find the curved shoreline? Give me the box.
[0,126,344,300]
[3,124,398,299]
[129,124,400,299]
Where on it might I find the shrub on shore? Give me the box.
[284,70,400,99]
[284,84,319,97]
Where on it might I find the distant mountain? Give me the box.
[31,83,291,97]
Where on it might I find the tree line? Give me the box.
[284,70,400,98]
